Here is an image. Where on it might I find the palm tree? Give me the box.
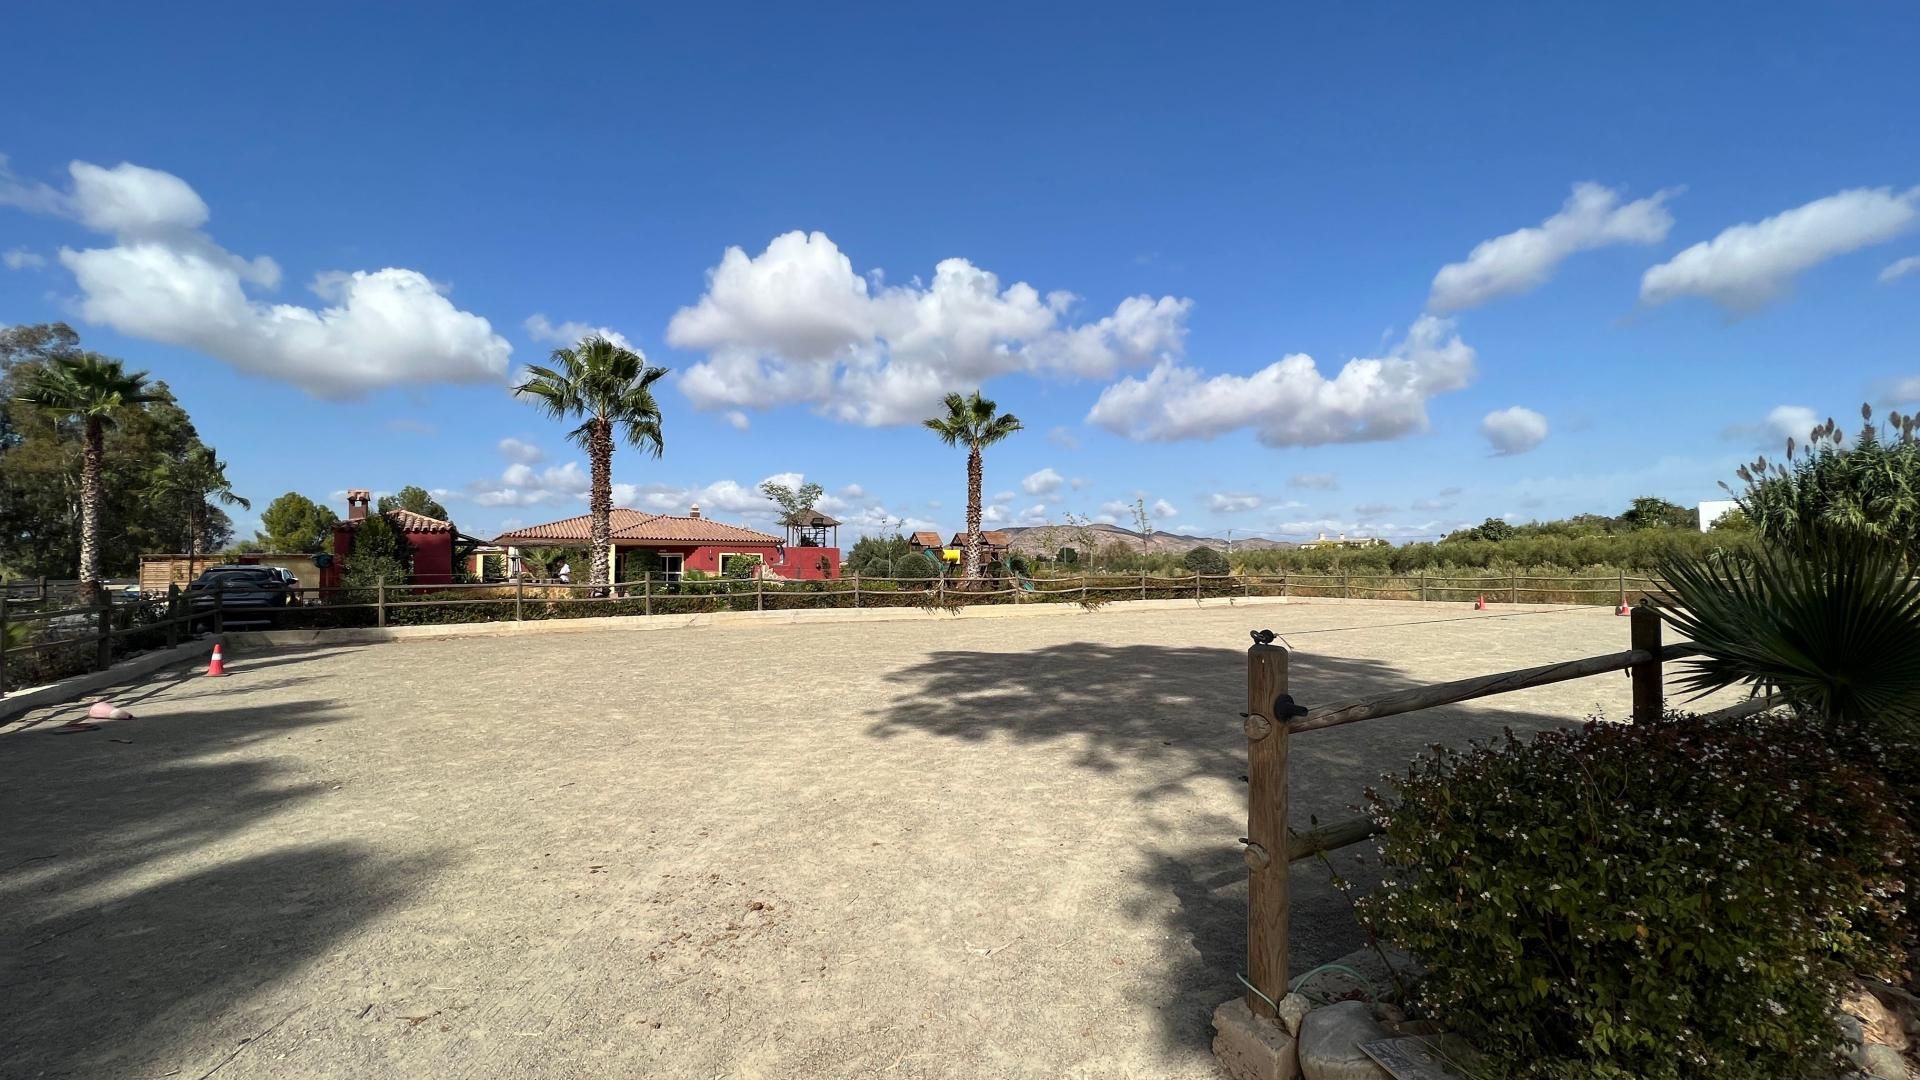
[923,391,1022,578]
[16,354,157,587]
[514,335,666,591]
[147,445,250,580]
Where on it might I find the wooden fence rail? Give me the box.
[1,582,201,699]
[1236,603,1678,1019]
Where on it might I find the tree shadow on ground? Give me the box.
[868,639,1569,1061]
[0,697,441,1077]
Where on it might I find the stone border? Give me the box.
[0,639,212,724]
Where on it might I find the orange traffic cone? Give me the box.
[1616,599,1632,616]
[205,641,229,677]
[1474,594,1487,610]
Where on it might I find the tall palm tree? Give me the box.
[923,391,1022,578]
[147,445,250,580]
[16,353,157,587]
[514,335,666,590]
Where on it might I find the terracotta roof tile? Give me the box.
[490,509,651,544]
[492,509,780,546]
[613,514,781,544]
[338,508,454,534]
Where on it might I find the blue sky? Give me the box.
[3,3,1916,544]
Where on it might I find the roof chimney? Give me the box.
[688,504,702,519]
[347,489,371,521]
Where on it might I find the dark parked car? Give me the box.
[185,566,295,617]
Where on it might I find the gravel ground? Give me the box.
[0,599,1725,1079]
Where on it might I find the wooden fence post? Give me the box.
[1630,602,1663,723]
[1244,638,1291,1018]
[1419,573,1427,603]
[1510,572,1519,605]
[1618,568,1627,609]
[1341,571,1349,599]
[95,582,113,673]
[937,576,945,607]
[1195,573,1202,602]
[515,576,525,621]
[756,571,764,612]
[853,573,861,609]
[376,576,386,628]
[38,576,47,604]
[643,572,652,617]
[1140,570,1147,601]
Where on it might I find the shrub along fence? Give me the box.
[0,582,199,698]
[1227,607,1775,1031]
[251,569,1665,631]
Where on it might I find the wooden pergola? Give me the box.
[781,509,841,550]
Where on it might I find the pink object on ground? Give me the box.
[86,701,133,721]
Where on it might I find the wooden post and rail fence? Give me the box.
[0,580,207,699]
[3,568,1667,699]
[1232,603,1775,1020]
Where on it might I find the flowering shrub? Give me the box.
[1358,711,1914,1079]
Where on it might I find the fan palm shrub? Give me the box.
[1656,532,1920,734]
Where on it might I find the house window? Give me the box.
[718,552,764,578]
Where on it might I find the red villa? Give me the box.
[491,504,841,581]
[321,489,470,588]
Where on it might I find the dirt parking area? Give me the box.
[0,600,1719,1078]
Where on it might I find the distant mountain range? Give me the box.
[998,522,1298,556]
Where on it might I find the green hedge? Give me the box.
[1360,711,1915,1079]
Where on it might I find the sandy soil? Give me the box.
[0,599,1724,1079]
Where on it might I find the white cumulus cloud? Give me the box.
[1,157,510,397]
[1724,404,1821,451]
[1208,493,1261,513]
[1087,316,1475,446]
[666,230,1192,426]
[1881,255,1920,284]
[1021,467,1064,495]
[724,410,751,431]
[3,247,46,270]
[497,437,545,464]
[524,313,636,352]
[1428,182,1676,313]
[1641,187,1920,313]
[1480,406,1550,456]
